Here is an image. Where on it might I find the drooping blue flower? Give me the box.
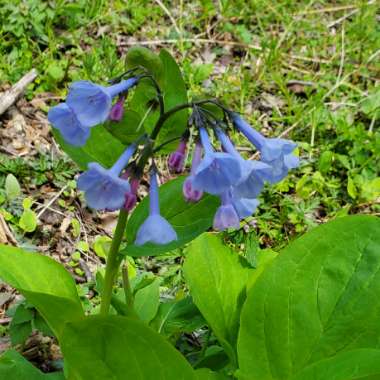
[77,144,136,210]
[48,103,90,146]
[215,127,272,199]
[230,192,260,219]
[213,191,240,231]
[192,127,242,195]
[234,160,272,198]
[267,153,300,183]
[183,141,204,202]
[135,169,178,246]
[231,113,299,183]
[66,78,138,127]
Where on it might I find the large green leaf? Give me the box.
[151,296,206,337]
[154,49,189,151]
[237,215,380,380]
[104,109,143,145]
[0,245,83,337]
[60,315,196,380]
[0,350,64,380]
[183,234,250,365]
[53,125,125,170]
[134,277,160,323]
[291,349,380,380]
[123,176,219,257]
[194,368,228,380]
[125,46,164,81]
[126,48,189,153]
[246,249,278,290]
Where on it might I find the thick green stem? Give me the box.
[100,209,129,315]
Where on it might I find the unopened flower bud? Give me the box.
[124,177,139,211]
[109,96,125,122]
[183,176,203,202]
[168,139,187,173]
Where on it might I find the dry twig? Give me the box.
[0,69,38,116]
[328,0,375,29]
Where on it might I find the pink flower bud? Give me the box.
[183,176,203,202]
[168,139,187,173]
[109,96,125,121]
[124,177,140,211]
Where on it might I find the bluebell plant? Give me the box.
[48,66,299,315]
[49,71,299,236]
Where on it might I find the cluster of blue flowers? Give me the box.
[48,79,138,146]
[48,74,299,246]
[179,113,299,231]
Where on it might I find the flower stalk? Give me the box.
[100,209,129,315]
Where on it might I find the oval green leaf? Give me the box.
[0,350,64,380]
[291,349,380,380]
[237,215,380,380]
[60,315,196,380]
[53,125,125,170]
[0,245,83,338]
[184,233,250,365]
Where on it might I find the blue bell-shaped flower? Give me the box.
[135,169,178,246]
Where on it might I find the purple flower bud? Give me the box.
[183,176,203,202]
[183,141,203,202]
[135,170,178,246]
[192,127,242,195]
[168,139,187,173]
[77,144,136,210]
[109,96,125,122]
[66,78,138,127]
[124,177,139,211]
[48,103,90,146]
[231,113,299,183]
[213,191,240,231]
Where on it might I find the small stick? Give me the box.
[296,4,358,15]
[0,214,17,245]
[154,0,181,36]
[36,185,68,218]
[79,259,94,282]
[119,38,262,52]
[287,54,331,65]
[327,0,375,29]
[287,80,317,87]
[335,23,345,85]
[0,69,38,116]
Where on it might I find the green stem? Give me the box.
[100,209,129,315]
[150,102,193,140]
[149,99,221,141]
[140,74,165,117]
[135,99,221,176]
